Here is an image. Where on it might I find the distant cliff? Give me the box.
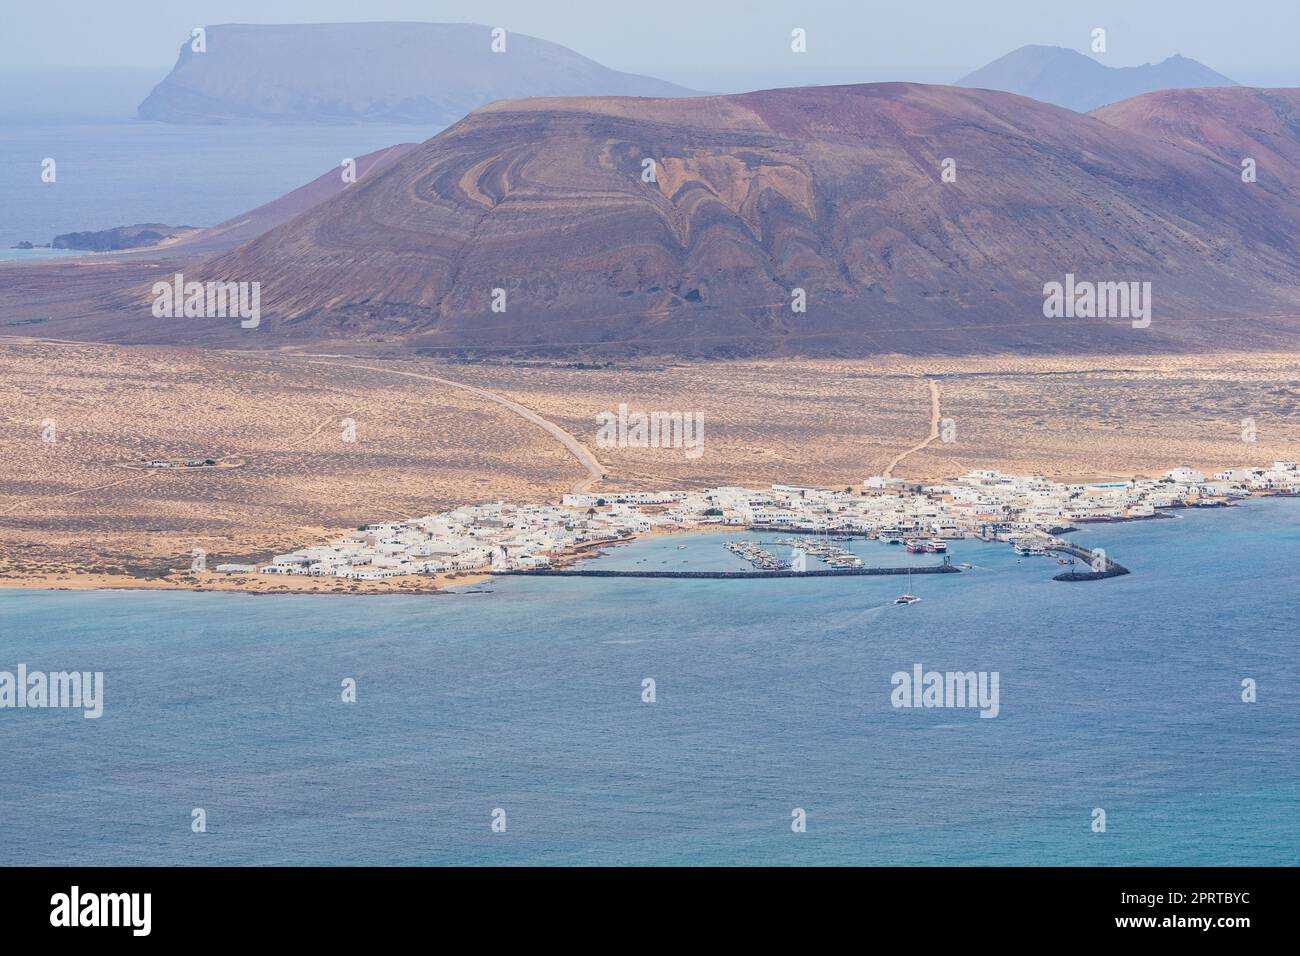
[956,45,1237,112]
[137,22,696,125]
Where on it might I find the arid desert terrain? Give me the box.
[2,338,1297,589]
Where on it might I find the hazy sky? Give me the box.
[2,0,1295,79]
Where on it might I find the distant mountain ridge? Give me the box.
[137,22,696,125]
[956,45,1237,112]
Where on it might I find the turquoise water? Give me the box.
[0,499,1296,865]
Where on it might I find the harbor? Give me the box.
[247,462,1299,585]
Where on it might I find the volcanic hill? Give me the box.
[10,83,1300,357]
[196,83,1300,356]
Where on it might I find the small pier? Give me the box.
[1048,543,1130,581]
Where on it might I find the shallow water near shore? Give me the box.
[1,498,1296,865]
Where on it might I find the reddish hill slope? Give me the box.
[12,83,1300,356]
[1092,87,1300,203]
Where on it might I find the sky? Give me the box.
[1,0,1296,84]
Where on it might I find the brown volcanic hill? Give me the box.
[16,83,1300,356]
[1092,87,1300,203]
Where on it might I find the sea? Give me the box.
[1,497,1296,866]
[0,119,433,256]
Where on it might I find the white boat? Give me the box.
[895,569,921,604]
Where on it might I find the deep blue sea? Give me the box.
[1,499,1296,866]
[0,121,433,254]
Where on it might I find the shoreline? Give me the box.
[3,495,1293,595]
[0,527,714,596]
[0,569,496,596]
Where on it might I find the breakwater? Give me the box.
[1049,543,1130,581]
[496,563,960,579]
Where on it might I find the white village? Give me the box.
[232,462,1300,580]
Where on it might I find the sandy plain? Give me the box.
[1,339,1297,590]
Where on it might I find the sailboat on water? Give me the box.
[895,568,921,605]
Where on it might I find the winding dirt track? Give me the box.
[882,379,942,478]
[299,359,605,493]
[0,341,606,517]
